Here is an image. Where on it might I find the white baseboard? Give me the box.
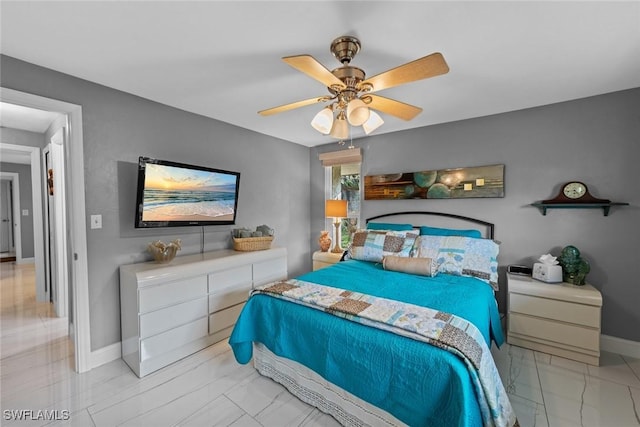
[90,341,122,369]
[16,257,34,264]
[87,335,638,371]
[601,334,640,359]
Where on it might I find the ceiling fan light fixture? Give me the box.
[311,107,334,134]
[329,111,349,139]
[346,98,370,126]
[362,110,384,135]
[261,35,449,144]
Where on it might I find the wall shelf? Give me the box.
[531,202,629,216]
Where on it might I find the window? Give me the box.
[320,148,361,249]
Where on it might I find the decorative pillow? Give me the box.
[367,222,415,231]
[383,255,438,277]
[349,230,419,262]
[419,225,482,238]
[413,235,500,289]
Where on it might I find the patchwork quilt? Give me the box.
[252,279,516,427]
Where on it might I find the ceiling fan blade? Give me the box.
[364,94,422,121]
[258,96,329,116]
[361,52,449,93]
[282,55,346,89]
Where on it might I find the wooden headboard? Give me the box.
[365,211,495,240]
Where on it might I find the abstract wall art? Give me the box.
[364,164,504,200]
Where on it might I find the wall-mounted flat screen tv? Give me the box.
[135,157,240,228]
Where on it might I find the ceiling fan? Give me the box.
[258,35,449,139]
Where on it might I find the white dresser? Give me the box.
[120,248,287,377]
[507,273,602,365]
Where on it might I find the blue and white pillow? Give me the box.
[413,235,499,289]
[349,230,418,263]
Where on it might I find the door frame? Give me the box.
[0,172,21,261]
[0,87,91,373]
[43,138,68,318]
[42,146,53,304]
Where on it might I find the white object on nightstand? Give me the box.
[507,273,602,365]
[312,250,343,271]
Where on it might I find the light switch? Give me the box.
[22,209,29,216]
[90,214,102,229]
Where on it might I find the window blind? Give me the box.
[319,147,362,167]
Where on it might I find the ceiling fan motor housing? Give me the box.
[330,36,361,64]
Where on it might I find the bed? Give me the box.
[229,212,517,427]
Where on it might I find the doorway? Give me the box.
[0,174,18,262]
[0,87,91,373]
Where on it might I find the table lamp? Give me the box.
[325,200,348,253]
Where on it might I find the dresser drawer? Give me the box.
[140,317,208,362]
[208,283,251,313]
[140,297,208,339]
[208,265,252,292]
[253,257,287,287]
[510,293,600,328]
[209,303,244,335]
[509,313,599,351]
[139,276,207,313]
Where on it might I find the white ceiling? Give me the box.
[0,102,63,134]
[1,1,639,148]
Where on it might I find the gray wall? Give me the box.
[1,55,311,351]
[311,88,640,342]
[0,161,34,258]
[1,127,46,148]
[3,52,638,349]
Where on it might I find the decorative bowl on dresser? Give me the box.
[507,273,602,365]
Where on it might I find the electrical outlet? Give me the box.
[90,214,102,229]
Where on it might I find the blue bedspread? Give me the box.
[229,260,506,427]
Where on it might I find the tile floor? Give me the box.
[2,262,639,426]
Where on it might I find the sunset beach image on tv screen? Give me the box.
[141,163,238,222]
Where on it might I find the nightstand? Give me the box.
[507,273,602,365]
[312,251,343,271]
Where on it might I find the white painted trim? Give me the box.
[42,145,53,304]
[0,172,21,262]
[601,334,640,359]
[28,147,43,277]
[50,133,68,318]
[63,335,640,371]
[1,87,91,373]
[90,342,122,369]
[16,257,35,264]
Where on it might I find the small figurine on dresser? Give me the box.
[558,245,590,285]
[318,230,331,252]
